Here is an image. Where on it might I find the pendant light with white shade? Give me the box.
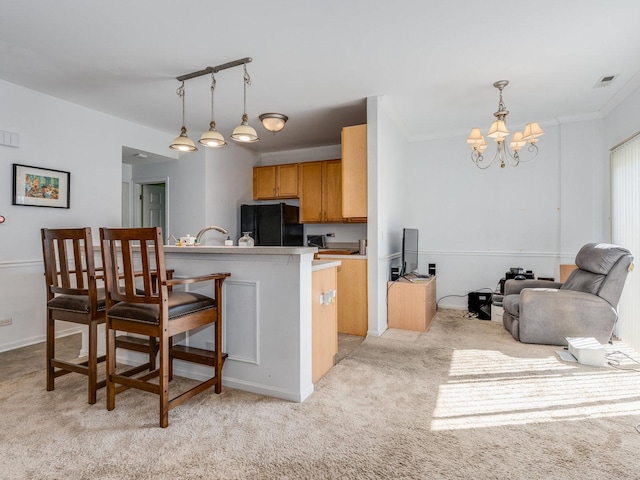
[230,64,259,143]
[169,81,198,153]
[198,73,227,148]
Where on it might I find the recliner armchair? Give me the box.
[503,243,633,346]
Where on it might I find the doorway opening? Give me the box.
[122,146,172,241]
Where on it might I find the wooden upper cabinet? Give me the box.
[299,160,344,223]
[324,160,344,222]
[276,163,299,197]
[253,164,299,200]
[299,161,324,222]
[253,166,277,199]
[341,124,367,219]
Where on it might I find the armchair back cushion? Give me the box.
[561,243,633,307]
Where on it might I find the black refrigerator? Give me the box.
[240,203,304,246]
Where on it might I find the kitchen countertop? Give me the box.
[164,245,318,255]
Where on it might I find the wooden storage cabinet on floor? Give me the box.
[253,163,299,200]
[341,124,367,220]
[299,160,343,223]
[387,277,436,332]
[312,266,338,382]
[337,258,368,336]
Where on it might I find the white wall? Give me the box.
[205,144,259,244]
[604,83,640,149]
[558,119,609,251]
[368,96,411,334]
[0,79,171,351]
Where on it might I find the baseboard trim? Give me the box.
[115,350,313,403]
[0,327,83,353]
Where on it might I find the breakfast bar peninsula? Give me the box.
[146,245,324,402]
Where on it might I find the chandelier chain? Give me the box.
[497,88,506,114]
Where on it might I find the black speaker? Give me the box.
[390,266,400,281]
[428,263,436,276]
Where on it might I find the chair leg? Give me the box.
[215,316,222,394]
[46,312,55,392]
[87,319,99,404]
[159,334,170,428]
[149,336,158,371]
[168,336,173,381]
[106,322,116,411]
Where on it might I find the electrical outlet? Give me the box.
[205,341,214,351]
[0,317,12,327]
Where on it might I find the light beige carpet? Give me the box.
[2,310,640,479]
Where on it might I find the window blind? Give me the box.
[610,132,640,351]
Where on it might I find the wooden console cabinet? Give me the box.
[387,276,436,332]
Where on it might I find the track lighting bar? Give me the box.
[176,57,253,82]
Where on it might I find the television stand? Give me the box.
[387,276,437,331]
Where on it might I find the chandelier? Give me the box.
[466,80,543,169]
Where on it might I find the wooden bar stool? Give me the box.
[100,227,229,427]
[41,227,158,404]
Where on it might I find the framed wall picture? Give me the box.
[12,164,70,208]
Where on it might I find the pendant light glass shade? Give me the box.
[169,82,197,152]
[231,114,259,143]
[170,126,198,152]
[199,122,227,147]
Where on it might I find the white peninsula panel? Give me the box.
[161,246,316,403]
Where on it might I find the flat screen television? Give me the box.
[401,228,419,276]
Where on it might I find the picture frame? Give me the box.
[12,163,70,208]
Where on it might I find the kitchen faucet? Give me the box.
[195,226,229,245]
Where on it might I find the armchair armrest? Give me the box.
[504,279,562,296]
[518,288,617,345]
